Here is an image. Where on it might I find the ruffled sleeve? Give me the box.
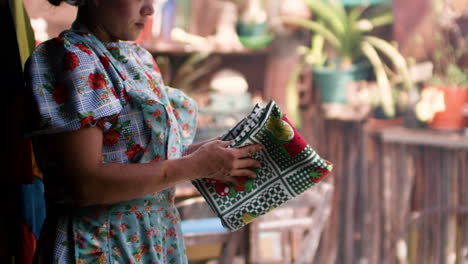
[167,87,198,147]
[25,35,122,135]
[132,44,198,147]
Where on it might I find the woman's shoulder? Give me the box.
[128,43,154,64]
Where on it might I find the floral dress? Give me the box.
[26,23,197,264]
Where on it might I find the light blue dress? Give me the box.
[26,23,198,264]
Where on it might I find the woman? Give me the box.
[25,0,262,263]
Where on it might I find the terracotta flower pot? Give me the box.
[429,86,468,131]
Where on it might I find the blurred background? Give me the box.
[2,0,468,263]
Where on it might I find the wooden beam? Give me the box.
[381,127,468,149]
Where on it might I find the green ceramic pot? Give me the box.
[236,22,268,37]
[312,61,371,104]
[342,0,391,6]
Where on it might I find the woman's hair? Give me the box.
[48,0,85,6]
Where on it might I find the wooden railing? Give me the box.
[302,117,468,264]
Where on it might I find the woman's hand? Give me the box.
[187,140,263,184]
[184,136,220,156]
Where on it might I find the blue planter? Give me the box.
[312,61,372,104]
[236,22,268,37]
[342,0,391,6]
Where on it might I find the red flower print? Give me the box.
[154,244,162,253]
[154,155,162,162]
[171,146,177,153]
[146,99,157,105]
[135,212,143,219]
[91,249,102,257]
[165,227,177,237]
[99,55,110,71]
[182,100,190,108]
[173,108,180,118]
[165,211,174,220]
[106,46,118,52]
[134,252,142,262]
[151,227,159,236]
[153,86,161,98]
[88,72,107,90]
[52,81,67,104]
[188,108,195,115]
[140,245,148,254]
[131,234,139,243]
[146,230,152,238]
[167,194,174,202]
[80,115,95,128]
[152,109,162,118]
[76,231,85,249]
[144,206,151,212]
[121,71,128,80]
[167,247,175,254]
[117,212,123,220]
[145,120,153,129]
[120,223,127,232]
[103,128,121,146]
[182,123,189,131]
[148,79,156,90]
[122,89,131,102]
[75,43,92,55]
[182,129,191,138]
[111,87,119,99]
[126,144,143,160]
[129,205,139,212]
[97,119,107,129]
[64,52,80,71]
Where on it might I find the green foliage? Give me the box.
[430,30,468,88]
[282,0,413,118]
[431,64,468,87]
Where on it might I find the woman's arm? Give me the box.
[40,126,262,207]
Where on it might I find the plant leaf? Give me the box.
[303,0,346,37]
[364,36,413,90]
[361,40,395,118]
[281,16,341,49]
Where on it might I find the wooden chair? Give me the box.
[248,183,334,264]
[177,196,248,264]
[176,182,333,264]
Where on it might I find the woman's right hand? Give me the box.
[187,140,263,184]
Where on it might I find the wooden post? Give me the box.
[392,0,436,60]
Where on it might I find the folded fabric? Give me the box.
[192,100,333,231]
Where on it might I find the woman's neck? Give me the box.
[75,7,118,42]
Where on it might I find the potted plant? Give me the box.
[425,37,468,131]
[282,0,412,119]
[235,0,274,50]
[411,2,468,132]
